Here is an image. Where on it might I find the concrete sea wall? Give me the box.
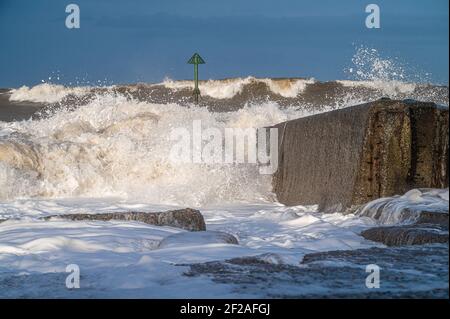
[272,98,449,211]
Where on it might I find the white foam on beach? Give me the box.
[0,199,377,297]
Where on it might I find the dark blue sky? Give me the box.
[0,0,448,87]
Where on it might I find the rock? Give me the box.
[356,188,449,225]
[361,225,449,246]
[416,210,449,226]
[155,209,206,231]
[272,99,449,212]
[223,253,285,266]
[185,245,449,298]
[355,188,449,246]
[300,245,448,265]
[44,208,206,231]
[157,230,238,249]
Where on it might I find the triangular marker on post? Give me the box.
[187,53,205,65]
[187,53,206,104]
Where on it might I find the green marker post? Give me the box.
[187,53,205,104]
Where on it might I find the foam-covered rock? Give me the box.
[356,188,449,225]
[357,188,449,246]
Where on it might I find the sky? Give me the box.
[0,0,448,87]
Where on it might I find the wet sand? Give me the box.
[0,89,43,122]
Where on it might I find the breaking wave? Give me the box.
[0,93,312,206]
[7,77,448,108]
[9,83,91,104]
[163,77,316,99]
[1,47,448,206]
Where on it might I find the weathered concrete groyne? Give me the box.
[272,98,449,211]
